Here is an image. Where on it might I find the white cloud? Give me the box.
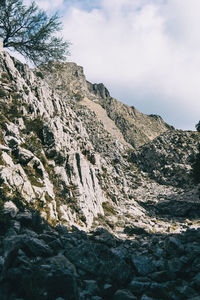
[37,0,64,10]
[62,0,200,129]
[24,0,64,10]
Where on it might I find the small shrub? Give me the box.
[79,213,87,223]
[67,196,81,213]
[11,92,21,100]
[1,72,10,80]
[95,213,108,227]
[0,87,7,98]
[0,72,10,84]
[74,92,83,101]
[21,135,43,155]
[0,114,8,130]
[55,152,66,165]
[0,183,26,211]
[0,150,6,165]
[23,117,44,142]
[102,201,116,216]
[36,71,44,79]
[23,165,44,187]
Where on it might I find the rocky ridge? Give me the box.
[0,50,200,299]
[42,61,173,148]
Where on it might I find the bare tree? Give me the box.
[0,0,70,65]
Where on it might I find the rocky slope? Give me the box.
[0,50,200,299]
[41,61,173,148]
[132,130,199,187]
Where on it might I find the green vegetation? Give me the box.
[92,212,115,230]
[6,99,23,118]
[23,117,44,142]
[11,92,21,101]
[23,165,44,187]
[0,72,11,84]
[0,87,7,98]
[0,150,6,165]
[0,98,27,124]
[47,165,81,219]
[0,114,8,131]
[102,201,116,216]
[21,134,48,167]
[0,0,70,66]
[54,152,66,166]
[74,92,84,102]
[0,182,27,212]
[35,71,44,79]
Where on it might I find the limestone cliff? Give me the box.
[42,61,173,148]
[0,51,199,232]
[1,51,200,300]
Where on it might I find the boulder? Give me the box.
[114,289,137,300]
[23,237,53,257]
[132,255,156,276]
[4,201,18,217]
[45,269,79,300]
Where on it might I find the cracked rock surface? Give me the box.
[0,51,200,299]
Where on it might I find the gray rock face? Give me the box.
[87,82,110,99]
[132,255,156,276]
[0,50,200,300]
[132,130,199,187]
[0,50,178,231]
[42,61,173,149]
[0,52,108,228]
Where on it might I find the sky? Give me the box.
[24,0,200,130]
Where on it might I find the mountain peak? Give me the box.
[41,60,173,148]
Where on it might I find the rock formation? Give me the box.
[0,50,200,299]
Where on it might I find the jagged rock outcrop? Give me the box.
[98,98,174,148]
[0,50,200,300]
[132,130,199,187]
[1,51,175,232]
[41,61,173,148]
[0,50,199,230]
[0,52,107,228]
[87,82,110,99]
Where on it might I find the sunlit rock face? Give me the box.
[0,51,199,230]
[43,60,173,148]
[0,52,112,229]
[0,51,200,300]
[0,51,170,230]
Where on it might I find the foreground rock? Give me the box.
[1,209,200,299]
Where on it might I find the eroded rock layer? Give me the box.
[0,51,200,299]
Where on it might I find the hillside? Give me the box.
[42,61,173,148]
[0,50,200,299]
